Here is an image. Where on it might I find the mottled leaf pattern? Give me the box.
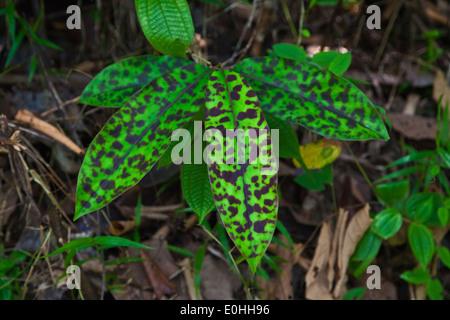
[75,63,210,219]
[79,55,191,107]
[234,57,389,141]
[205,69,278,274]
[135,0,194,58]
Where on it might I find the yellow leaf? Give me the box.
[293,139,342,169]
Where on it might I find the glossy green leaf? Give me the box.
[375,179,409,206]
[408,223,435,268]
[75,63,210,219]
[181,162,216,223]
[79,55,191,107]
[371,208,403,239]
[135,0,194,57]
[234,57,389,141]
[426,278,443,300]
[205,70,278,274]
[437,247,450,269]
[400,268,430,284]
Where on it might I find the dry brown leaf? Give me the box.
[333,204,373,298]
[327,209,348,291]
[305,221,332,300]
[306,205,373,300]
[15,110,83,155]
[387,113,437,140]
[140,250,176,300]
[433,69,450,111]
[109,220,135,236]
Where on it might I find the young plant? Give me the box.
[350,103,450,300]
[75,0,388,274]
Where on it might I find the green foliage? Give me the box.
[42,236,153,259]
[408,223,436,268]
[342,287,366,300]
[370,208,402,239]
[204,70,278,274]
[400,268,430,285]
[0,249,27,300]
[79,55,191,107]
[294,164,333,191]
[75,1,389,274]
[181,162,216,223]
[352,103,450,300]
[135,0,194,57]
[234,57,388,141]
[2,0,62,79]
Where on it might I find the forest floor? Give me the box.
[0,0,449,300]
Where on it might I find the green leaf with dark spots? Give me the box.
[135,0,194,58]
[205,69,278,274]
[181,162,216,223]
[75,63,211,219]
[79,55,191,107]
[234,57,389,141]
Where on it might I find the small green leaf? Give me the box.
[438,147,450,168]
[386,150,435,168]
[135,0,194,57]
[79,55,191,107]
[437,247,450,269]
[181,162,216,223]
[437,207,448,226]
[194,244,206,299]
[371,208,403,239]
[6,0,16,43]
[27,55,38,85]
[42,236,152,258]
[294,165,333,191]
[426,278,443,300]
[272,43,307,62]
[374,166,423,184]
[342,287,366,300]
[264,111,300,159]
[405,193,442,225]
[311,51,339,68]
[408,223,435,268]
[374,179,409,206]
[412,197,434,223]
[276,220,294,249]
[93,236,152,249]
[166,244,194,257]
[400,268,430,284]
[328,51,352,76]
